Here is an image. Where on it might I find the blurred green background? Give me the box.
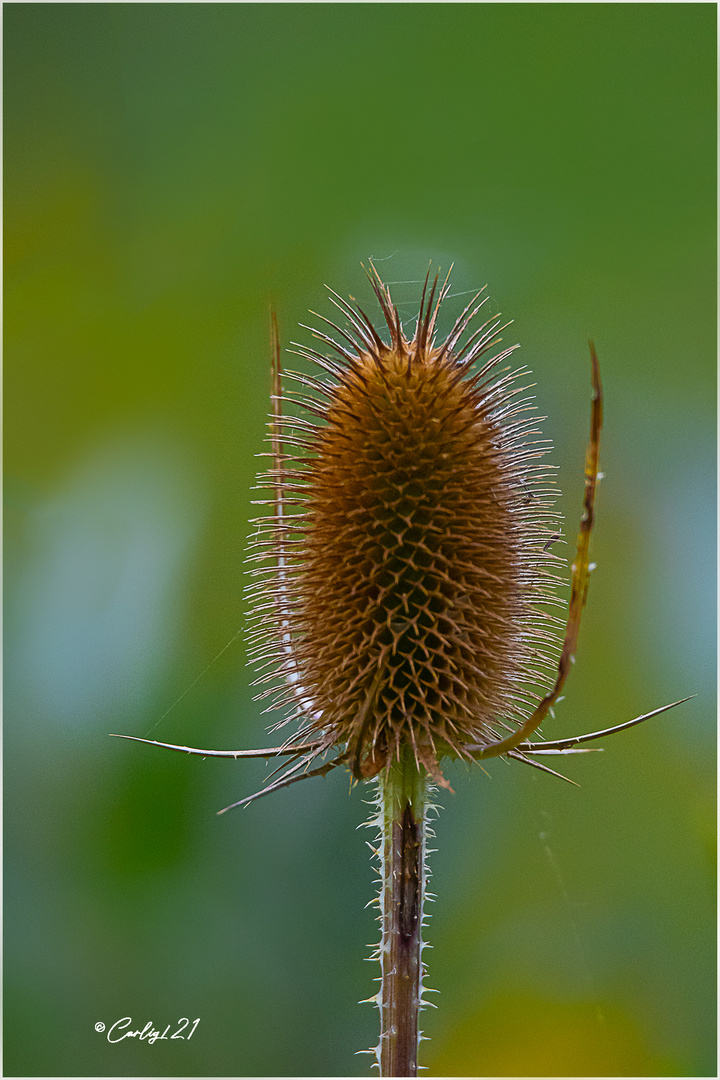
[4,4,715,1077]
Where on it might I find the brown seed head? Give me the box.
[113,288,685,805]
[247,266,562,783]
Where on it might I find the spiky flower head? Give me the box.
[247,266,562,786]
[113,266,687,800]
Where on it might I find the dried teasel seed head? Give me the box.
[113,274,687,804]
[246,265,563,786]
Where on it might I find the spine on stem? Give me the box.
[369,752,436,1077]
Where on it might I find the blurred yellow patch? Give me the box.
[426,993,678,1077]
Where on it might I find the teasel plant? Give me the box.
[113,264,690,1077]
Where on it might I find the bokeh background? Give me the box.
[4,5,715,1078]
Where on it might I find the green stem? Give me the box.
[376,750,431,1078]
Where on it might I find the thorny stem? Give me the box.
[374,749,432,1077]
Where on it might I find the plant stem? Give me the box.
[376,749,430,1078]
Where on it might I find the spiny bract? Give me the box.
[246,266,563,785]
